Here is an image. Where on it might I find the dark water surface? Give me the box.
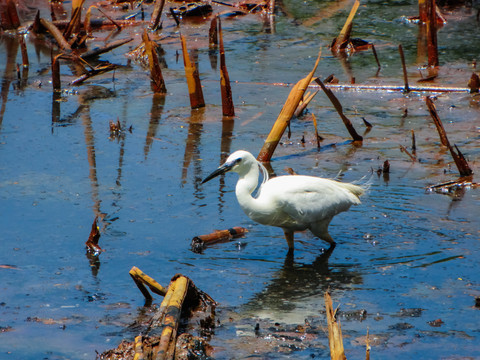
[1,0,479,358]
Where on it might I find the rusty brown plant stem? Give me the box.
[398,44,409,93]
[0,0,20,30]
[19,35,29,68]
[51,53,61,92]
[218,17,235,117]
[425,96,473,177]
[180,34,205,109]
[426,0,439,67]
[314,77,363,143]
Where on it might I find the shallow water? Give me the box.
[1,0,479,358]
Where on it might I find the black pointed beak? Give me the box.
[202,162,234,184]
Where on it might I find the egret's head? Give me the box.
[201,150,256,184]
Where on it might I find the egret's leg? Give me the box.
[311,219,336,245]
[283,229,295,250]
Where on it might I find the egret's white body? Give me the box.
[202,150,365,250]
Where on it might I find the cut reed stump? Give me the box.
[180,34,205,109]
[218,17,235,117]
[0,0,21,30]
[143,29,167,94]
[257,50,322,162]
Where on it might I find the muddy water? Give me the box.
[1,0,479,358]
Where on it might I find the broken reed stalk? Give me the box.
[129,266,167,302]
[371,44,380,71]
[40,18,72,51]
[426,0,439,67]
[312,113,321,148]
[425,96,473,177]
[150,0,166,31]
[325,291,346,360]
[294,90,318,117]
[51,53,62,92]
[0,0,21,30]
[180,34,205,109]
[19,35,29,68]
[209,17,218,47]
[418,0,427,23]
[257,50,322,162]
[399,144,416,162]
[398,44,409,93]
[143,29,167,94]
[218,17,235,116]
[332,0,360,53]
[314,77,363,143]
[63,0,84,40]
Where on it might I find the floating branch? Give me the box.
[143,29,167,94]
[85,216,104,255]
[218,17,235,116]
[257,50,321,162]
[314,77,363,143]
[180,34,205,109]
[325,291,346,360]
[150,0,166,31]
[191,227,247,253]
[425,96,473,177]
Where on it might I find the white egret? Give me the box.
[202,150,365,251]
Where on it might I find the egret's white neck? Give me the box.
[235,161,261,210]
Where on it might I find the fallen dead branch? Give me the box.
[257,50,322,162]
[101,272,215,360]
[191,226,248,253]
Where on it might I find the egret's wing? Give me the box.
[264,176,362,225]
